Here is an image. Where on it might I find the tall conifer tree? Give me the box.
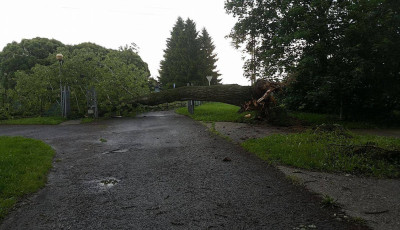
[159,17,221,88]
[159,17,185,89]
[198,28,221,85]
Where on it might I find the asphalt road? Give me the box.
[0,111,365,229]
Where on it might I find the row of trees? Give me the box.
[159,17,221,88]
[0,37,151,118]
[226,0,400,120]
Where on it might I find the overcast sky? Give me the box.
[0,0,250,85]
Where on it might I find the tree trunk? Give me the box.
[135,84,255,107]
[133,80,284,120]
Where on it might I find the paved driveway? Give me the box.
[0,111,364,229]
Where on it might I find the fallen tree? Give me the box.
[134,80,284,119]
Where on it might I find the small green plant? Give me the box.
[349,216,366,225]
[285,175,302,185]
[321,195,339,208]
[99,138,107,143]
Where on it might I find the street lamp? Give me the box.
[56,53,63,62]
[206,76,212,86]
[56,54,64,117]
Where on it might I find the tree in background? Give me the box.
[159,17,220,88]
[0,38,64,106]
[159,17,186,88]
[198,28,221,85]
[226,0,400,120]
[0,38,151,118]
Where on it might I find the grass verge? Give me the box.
[175,102,257,123]
[80,117,95,124]
[241,130,400,178]
[0,117,66,125]
[0,136,55,219]
[289,111,377,129]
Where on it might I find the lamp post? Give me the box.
[56,54,64,117]
[206,76,212,86]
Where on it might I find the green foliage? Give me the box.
[175,102,257,122]
[321,195,339,209]
[226,0,400,119]
[159,17,220,88]
[0,107,11,120]
[285,175,302,186]
[0,116,66,125]
[198,28,222,85]
[0,136,55,219]
[0,38,151,118]
[289,111,379,129]
[242,130,400,178]
[289,112,332,126]
[0,38,64,94]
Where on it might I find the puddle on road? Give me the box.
[99,178,119,188]
[85,177,120,193]
[138,112,172,117]
[101,144,143,155]
[111,149,129,153]
[101,148,129,154]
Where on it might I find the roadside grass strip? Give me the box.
[242,131,400,178]
[0,136,55,219]
[289,111,376,129]
[0,117,66,125]
[175,102,257,122]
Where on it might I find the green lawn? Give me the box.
[0,136,55,219]
[175,102,256,122]
[0,117,66,125]
[80,117,95,124]
[242,131,400,178]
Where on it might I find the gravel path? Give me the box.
[0,111,364,229]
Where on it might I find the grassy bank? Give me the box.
[289,111,377,129]
[0,116,66,125]
[242,131,400,178]
[0,136,55,219]
[176,102,400,177]
[175,102,256,122]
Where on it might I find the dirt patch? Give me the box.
[205,121,300,143]
[211,121,400,230]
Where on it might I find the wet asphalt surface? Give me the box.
[0,111,365,229]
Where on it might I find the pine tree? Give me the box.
[159,17,221,88]
[159,17,185,88]
[183,19,201,86]
[198,28,221,85]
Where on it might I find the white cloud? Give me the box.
[0,0,250,85]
